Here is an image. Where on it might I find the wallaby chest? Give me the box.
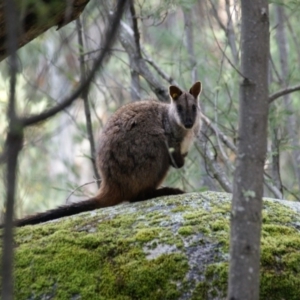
[180,130,194,155]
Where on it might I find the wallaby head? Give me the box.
[169,81,202,129]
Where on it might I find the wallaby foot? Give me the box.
[131,187,184,203]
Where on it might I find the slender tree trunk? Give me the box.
[183,8,198,83]
[1,1,21,299]
[225,0,239,66]
[271,127,283,198]
[183,6,217,190]
[275,6,300,191]
[228,1,269,299]
[76,18,100,186]
[2,129,23,300]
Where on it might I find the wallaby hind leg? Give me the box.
[131,187,184,203]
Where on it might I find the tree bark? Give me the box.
[228,1,269,299]
[0,0,90,61]
[1,1,22,298]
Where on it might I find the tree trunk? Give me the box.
[183,7,198,83]
[271,127,283,198]
[275,5,300,191]
[228,1,269,299]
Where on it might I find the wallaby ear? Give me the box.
[169,85,183,100]
[189,81,202,98]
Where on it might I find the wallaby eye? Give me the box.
[192,104,197,112]
[177,105,183,112]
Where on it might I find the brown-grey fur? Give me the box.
[12,82,202,226]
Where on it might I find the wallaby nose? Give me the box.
[184,119,193,129]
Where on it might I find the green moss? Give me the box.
[191,262,228,300]
[190,282,210,300]
[7,217,189,299]
[260,272,300,300]
[193,193,300,300]
[177,192,300,299]
[183,210,208,221]
[178,225,194,236]
[171,206,186,213]
[262,200,293,223]
[134,227,162,242]
[3,192,300,299]
[210,219,229,232]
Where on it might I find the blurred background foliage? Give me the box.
[1,0,300,218]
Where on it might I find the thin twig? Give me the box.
[195,140,233,193]
[201,112,286,199]
[206,1,246,80]
[65,179,102,204]
[201,113,237,152]
[209,0,227,31]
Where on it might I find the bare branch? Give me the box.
[195,137,233,193]
[142,49,179,86]
[269,84,300,103]
[128,1,141,100]
[129,1,142,58]
[21,0,129,127]
[202,112,282,199]
[209,0,227,32]
[119,21,170,102]
[264,177,283,199]
[201,113,237,153]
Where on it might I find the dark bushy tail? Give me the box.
[1,185,184,228]
[15,198,100,227]
[10,183,123,227]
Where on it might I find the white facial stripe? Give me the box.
[170,101,185,128]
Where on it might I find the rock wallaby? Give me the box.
[14,81,202,226]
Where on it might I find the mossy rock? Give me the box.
[1,191,300,299]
